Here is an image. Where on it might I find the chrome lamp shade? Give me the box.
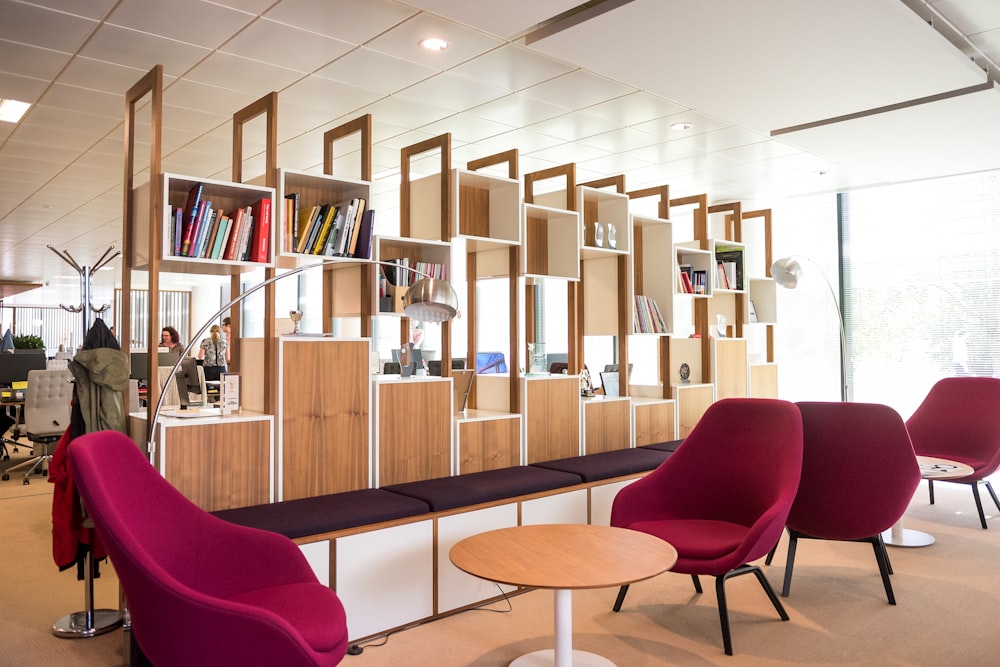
[402,278,459,323]
[770,257,803,289]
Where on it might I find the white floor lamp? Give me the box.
[770,256,849,401]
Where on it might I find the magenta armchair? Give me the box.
[773,402,920,604]
[610,398,803,655]
[905,377,1000,529]
[67,430,348,667]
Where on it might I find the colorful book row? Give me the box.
[171,182,271,263]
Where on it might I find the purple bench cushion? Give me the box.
[212,488,431,539]
[382,466,583,512]
[531,447,673,482]
[641,439,685,452]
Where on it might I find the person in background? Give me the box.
[161,326,183,357]
[197,324,229,383]
[221,317,231,343]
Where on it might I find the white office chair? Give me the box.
[1,369,72,484]
[157,365,207,407]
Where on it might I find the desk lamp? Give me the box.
[771,255,849,401]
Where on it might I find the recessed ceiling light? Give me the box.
[671,122,693,131]
[0,98,31,123]
[419,37,449,51]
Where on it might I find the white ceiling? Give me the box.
[1,0,998,296]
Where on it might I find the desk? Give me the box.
[883,455,974,548]
[450,524,677,667]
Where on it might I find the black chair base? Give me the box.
[775,528,896,604]
[613,564,788,656]
[928,479,1000,529]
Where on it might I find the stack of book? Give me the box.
[170,183,271,263]
[286,194,374,260]
[633,295,667,333]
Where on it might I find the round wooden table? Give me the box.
[883,455,975,548]
[450,523,677,667]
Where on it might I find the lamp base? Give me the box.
[52,609,123,638]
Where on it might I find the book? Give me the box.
[222,206,245,260]
[302,204,329,255]
[184,198,211,256]
[332,198,358,256]
[352,208,374,259]
[237,206,254,261]
[679,271,694,294]
[714,249,743,290]
[250,197,271,263]
[172,207,184,257]
[716,262,730,290]
[322,206,346,256]
[295,205,320,254]
[210,215,231,259]
[284,193,299,253]
[311,204,337,255]
[345,197,367,256]
[179,182,204,256]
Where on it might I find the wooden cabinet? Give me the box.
[582,396,631,454]
[373,376,452,486]
[522,375,581,463]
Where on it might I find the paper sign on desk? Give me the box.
[221,372,240,415]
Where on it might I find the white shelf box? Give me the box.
[578,185,630,255]
[632,215,674,334]
[675,242,713,297]
[712,241,747,293]
[451,168,521,250]
[274,167,371,261]
[521,203,581,280]
[132,172,276,274]
[748,278,778,324]
[373,236,452,316]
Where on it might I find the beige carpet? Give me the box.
[3,454,1000,666]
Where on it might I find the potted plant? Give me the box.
[12,334,45,352]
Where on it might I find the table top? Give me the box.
[916,455,974,480]
[449,523,677,591]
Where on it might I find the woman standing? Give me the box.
[197,324,229,382]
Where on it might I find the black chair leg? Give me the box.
[612,584,629,612]
[986,481,1000,513]
[781,531,799,597]
[871,534,896,605]
[972,483,988,529]
[691,574,702,594]
[764,530,783,566]
[714,564,788,656]
[928,479,935,505]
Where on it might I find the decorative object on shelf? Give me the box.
[607,223,617,249]
[593,222,604,247]
[147,259,460,457]
[580,367,595,397]
[717,314,727,338]
[749,300,759,323]
[221,372,240,415]
[771,255,848,401]
[679,362,691,384]
[288,310,303,335]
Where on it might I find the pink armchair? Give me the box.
[610,398,803,655]
[67,430,348,667]
[906,377,1000,529]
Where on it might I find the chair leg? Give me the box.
[928,479,935,505]
[612,585,629,612]
[781,531,799,597]
[971,483,988,529]
[986,480,1000,513]
[764,528,784,566]
[715,565,788,656]
[870,534,896,605]
[691,574,702,594]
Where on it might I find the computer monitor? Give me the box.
[0,351,48,386]
[452,370,475,413]
[603,363,632,382]
[130,351,181,381]
[427,358,467,376]
[475,351,507,374]
[174,357,203,408]
[391,345,424,372]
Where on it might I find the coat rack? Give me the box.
[47,244,124,639]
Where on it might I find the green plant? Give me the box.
[13,334,45,349]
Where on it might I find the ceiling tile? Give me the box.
[449,44,574,92]
[57,56,163,96]
[420,113,516,144]
[220,18,354,72]
[79,24,211,77]
[0,0,97,52]
[0,71,50,105]
[395,72,508,112]
[278,76,383,119]
[583,92,688,126]
[264,0,416,44]
[16,0,117,20]
[0,39,72,80]
[519,70,636,110]
[470,93,569,128]
[527,111,619,142]
[184,52,303,95]
[22,104,119,136]
[163,79,258,115]
[106,0,255,48]
[358,95,453,129]
[313,47,435,93]
[674,126,772,153]
[38,82,123,118]
[401,0,580,40]
[364,13,504,70]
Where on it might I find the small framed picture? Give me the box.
[749,300,759,323]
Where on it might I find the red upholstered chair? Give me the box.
[774,402,920,604]
[610,398,803,655]
[905,377,1000,529]
[67,430,348,667]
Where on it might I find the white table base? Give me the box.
[882,520,935,548]
[509,589,616,667]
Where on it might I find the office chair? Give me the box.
[1,369,72,484]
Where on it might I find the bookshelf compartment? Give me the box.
[712,241,746,293]
[632,215,674,334]
[521,203,581,280]
[748,278,777,324]
[578,185,630,255]
[452,168,521,251]
[133,172,276,274]
[373,236,452,316]
[275,168,372,261]
[675,243,713,297]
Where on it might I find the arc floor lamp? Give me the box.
[770,255,849,401]
[147,259,460,455]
